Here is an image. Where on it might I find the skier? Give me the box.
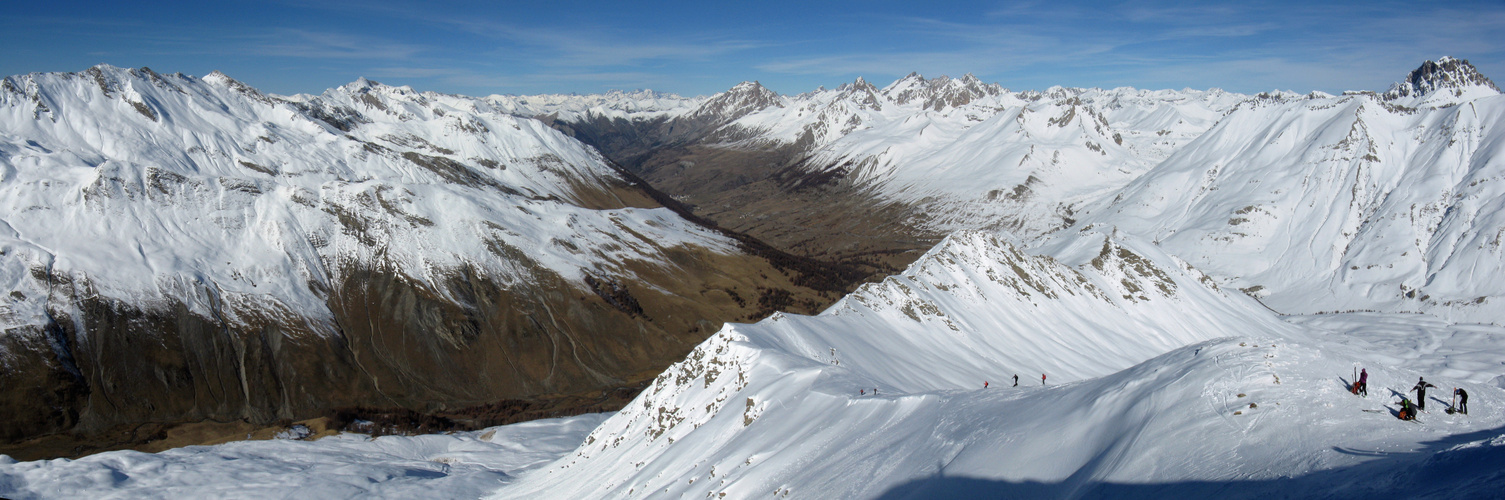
[1013,374,1018,387]
[1042,373,1047,386]
[1411,377,1437,411]
[860,389,864,395]
[1454,388,1468,415]
[1354,368,1368,397]
[984,381,989,389]
[1397,397,1417,420]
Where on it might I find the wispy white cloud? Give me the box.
[246,29,427,60]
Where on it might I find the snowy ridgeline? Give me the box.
[3,228,1503,499]
[0,65,734,334]
[493,229,1505,499]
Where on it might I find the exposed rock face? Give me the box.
[1384,57,1500,100]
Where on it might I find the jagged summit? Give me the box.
[1384,56,1500,104]
[688,80,783,121]
[877,72,1002,109]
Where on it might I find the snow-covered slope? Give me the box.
[0,413,610,499]
[494,227,1505,499]
[783,85,1246,236]
[0,65,845,445]
[1075,58,1505,323]
[4,229,1501,499]
[0,66,726,330]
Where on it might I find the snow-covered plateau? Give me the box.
[4,57,1505,499]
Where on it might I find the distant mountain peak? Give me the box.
[342,77,382,92]
[1384,57,1499,102]
[689,80,783,121]
[879,72,999,109]
[838,76,879,95]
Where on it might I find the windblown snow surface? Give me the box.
[0,413,609,499]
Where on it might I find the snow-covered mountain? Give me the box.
[1074,58,1505,323]
[5,226,1501,498]
[537,58,1505,326]
[487,88,700,122]
[495,227,1505,499]
[535,72,1244,235]
[3,58,1504,499]
[527,72,1249,276]
[487,58,1505,498]
[0,65,849,450]
[1382,56,1501,106]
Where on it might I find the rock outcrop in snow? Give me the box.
[1382,56,1500,106]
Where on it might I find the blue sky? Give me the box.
[4,0,1503,97]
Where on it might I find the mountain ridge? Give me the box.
[0,64,857,457]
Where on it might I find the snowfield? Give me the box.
[0,413,609,499]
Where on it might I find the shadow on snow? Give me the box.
[876,424,1505,500]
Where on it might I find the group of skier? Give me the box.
[981,373,1044,389]
[1353,368,1469,420]
[862,372,1050,396]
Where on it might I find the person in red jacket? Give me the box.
[1042,373,1047,386]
